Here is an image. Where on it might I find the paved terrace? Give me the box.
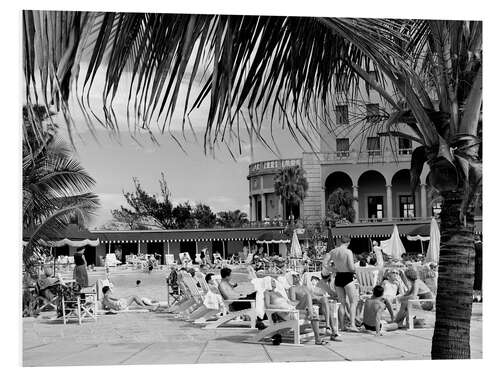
[23,270,482,366]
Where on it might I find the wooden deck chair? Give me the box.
[185,274,226,322]
[164,254,175,265]
[166,272,199,314]
[175,274,207,318]
[244,278,338,346]
[201,278,257,331]
[34,281,58,312]
[355,267,380,300]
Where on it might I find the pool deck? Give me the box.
[23,269,482,366]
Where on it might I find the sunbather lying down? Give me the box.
[101,286,164,312]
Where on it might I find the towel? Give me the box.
[251,276,272,319]
[275,276,291,301]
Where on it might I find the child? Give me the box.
[362,285,398,335]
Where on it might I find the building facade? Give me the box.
[247,77,459,225]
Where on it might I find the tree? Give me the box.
[23,106,99,268]
[23,13,482,359]
[109,209,148,230]
[326,188,356,224]
[114,174,175,229]
[274,166,309,219]
[216,210,249,228]
[193,203,216,228]
[172,202,196,229]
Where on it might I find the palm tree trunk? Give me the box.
[431,190,476,359]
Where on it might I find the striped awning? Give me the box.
[331,218,482,238]
[93,227,285,244]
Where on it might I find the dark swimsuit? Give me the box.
[334,272,355,287]
[363,323,378,331]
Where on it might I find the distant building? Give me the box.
[248,75,481,226]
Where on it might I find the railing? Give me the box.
[398,148,413,155]
[358,216,433,224]
[249,158,303,174]
[319,150,413,163]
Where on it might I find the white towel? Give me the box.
[251,276,272,319]
[275,276,291,301]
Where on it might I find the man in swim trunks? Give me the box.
[102,286,159,311]
[288,274,326,345]
[362,286,397,335]
[322,235,359,332]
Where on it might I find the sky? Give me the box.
[43,34,322,229]
[58,113,305,229]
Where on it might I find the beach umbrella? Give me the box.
[380,225,406,260]
[290,230,302,258]
[426,217,440,263]
[326,227,335,252]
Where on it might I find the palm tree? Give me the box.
[22,13,482,359]
[274,166,309,220]
[326,188,356,224]
[23,106,99,269]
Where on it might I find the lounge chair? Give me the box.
[355,267,380,300]
[244,276,333,346]
[200,278,257,331]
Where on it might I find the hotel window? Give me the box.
[398,137,412,155]
[336,138,350,158]
[399,195,415,219]
[432,201,442,218]
[368,196,384,220]
[366,103,380,123]
[367,136,381,156]
[335,105,349,125]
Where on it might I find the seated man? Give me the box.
[395,269,434,327]
[37,267,62,303]
[311,275,342,341]
[288,274,327,345]
[264,278,296,323]
[101,286,159,312]
[218,267,256,311]
[362,285,398,335]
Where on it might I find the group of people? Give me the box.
[321,236,435,334]
[214,235,436,342]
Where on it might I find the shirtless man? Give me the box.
[288,274,327,345]
[311,275,342,341]
[322,235,359,332]
[218,267,256,311]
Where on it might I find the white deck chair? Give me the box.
[201,278,257,331]
[355,267,380,299]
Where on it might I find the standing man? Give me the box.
[322,235,359,332]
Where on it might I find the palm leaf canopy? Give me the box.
[23,12,481,202]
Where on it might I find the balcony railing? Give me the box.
[398,148,413,155]
[358,216,432,224]
[318,150,413,164]
[249,158,303,174]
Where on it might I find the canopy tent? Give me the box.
[256,232,290,244]
[426,217,440,263]
[380,225,406,260]
[23,224,100,248]
[256,231,290,256]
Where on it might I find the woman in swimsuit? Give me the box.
[394,268,434,327]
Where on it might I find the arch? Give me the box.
[357,170,387,220]
[357,170,387,187]
[324,171,354,200]
[391,169,414,219]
